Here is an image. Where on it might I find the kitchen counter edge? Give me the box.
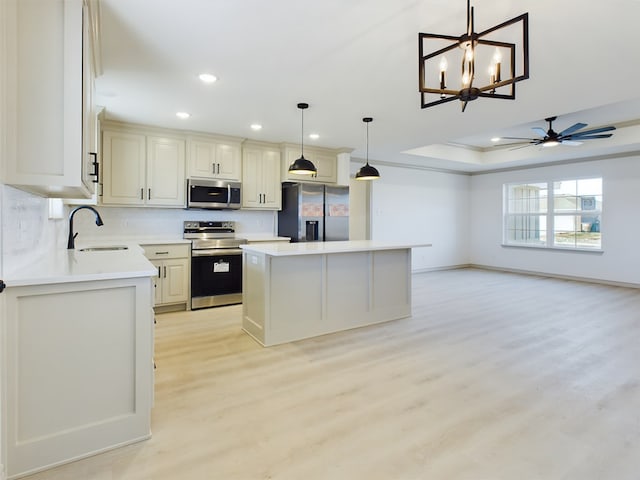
[240,240,432,256]
[4,245,157,288]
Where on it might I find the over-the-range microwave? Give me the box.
[187,179,241,210]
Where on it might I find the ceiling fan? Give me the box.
[500,116,616,149]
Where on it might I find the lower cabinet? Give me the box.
[142,243,190,309]
[2,277,154,479]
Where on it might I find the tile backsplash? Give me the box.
[68,205,276,240]
[1,185,64,275]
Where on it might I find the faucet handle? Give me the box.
[73,232,79,240]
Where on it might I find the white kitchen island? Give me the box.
[241,241,431,346]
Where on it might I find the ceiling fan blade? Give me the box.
[568,125,616,137]
[532,127,547,137]
[567,133,613,140]
[559,122,587,136]
[501,136,537,141]
[560,140,582,146]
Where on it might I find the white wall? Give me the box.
[365,163,471,271]
[469,155,640,285]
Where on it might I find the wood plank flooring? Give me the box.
[26,268,640,479]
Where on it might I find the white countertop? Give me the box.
[5,245,157,287]
[240,240,432,256]
[239,234,291,243]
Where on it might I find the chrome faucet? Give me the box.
[67,206,104,249]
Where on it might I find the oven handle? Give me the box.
[192,248,243,257]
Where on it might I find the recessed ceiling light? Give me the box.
[176,112,191,119]
[309,133,320,140]
[250,124,263,131]
[491,137,501,142]
[199,73,218,83]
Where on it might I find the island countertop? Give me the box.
[240,240,432,256]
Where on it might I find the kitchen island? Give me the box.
[241,240,431,346]
[2,246,156,479]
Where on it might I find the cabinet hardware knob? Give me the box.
[140,188,144,200]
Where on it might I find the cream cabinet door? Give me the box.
[151,259,189,306]
[146,136,186,206]
[162,258,190,304]
[187,138,241,181]
[241,147,262,208]
[283,148,337,184]
[261,149,282,208]
[3,0,96,198]
[80,0,98,192]
[242,146,281,209]
[102,130,146,205]
[215,143,242,180]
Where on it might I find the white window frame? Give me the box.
[503,177,603,251]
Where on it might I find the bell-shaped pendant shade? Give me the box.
[288,102,317,175]
[289,155,317,175]
[355,117,380,181]
[355,162,380,180]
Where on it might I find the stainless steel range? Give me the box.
[184,221,247,309]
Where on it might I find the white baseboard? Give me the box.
[470,264,640,289]
[412,264,471,274]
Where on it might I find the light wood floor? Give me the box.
[27,268,640,480]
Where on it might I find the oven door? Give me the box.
[191,249,243,309]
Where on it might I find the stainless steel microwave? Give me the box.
[187,179,241,209]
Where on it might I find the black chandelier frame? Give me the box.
[418,0,529,111]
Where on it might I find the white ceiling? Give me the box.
[95,0,640,173]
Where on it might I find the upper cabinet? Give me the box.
[187,135,242,181]
[281,144,351,186]
[242,142,282,210]
[2,0,99,198]
[102,126,186,207]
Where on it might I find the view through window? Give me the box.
[504,178,602,249]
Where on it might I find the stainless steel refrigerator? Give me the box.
[278,183,349,242]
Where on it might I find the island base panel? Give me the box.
[242,248,412,347]
[4,278,153,479]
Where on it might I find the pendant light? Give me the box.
[355,117,380,180]
[288,102,317,175]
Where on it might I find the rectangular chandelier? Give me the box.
[418,0,529,111]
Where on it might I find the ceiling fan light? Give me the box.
[542,140,559,147]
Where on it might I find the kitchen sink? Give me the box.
[78,246,129,252]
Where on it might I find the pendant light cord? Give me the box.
[300,107,304,157]
[366,121,369,166]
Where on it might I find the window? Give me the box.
[504,178,602,250]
